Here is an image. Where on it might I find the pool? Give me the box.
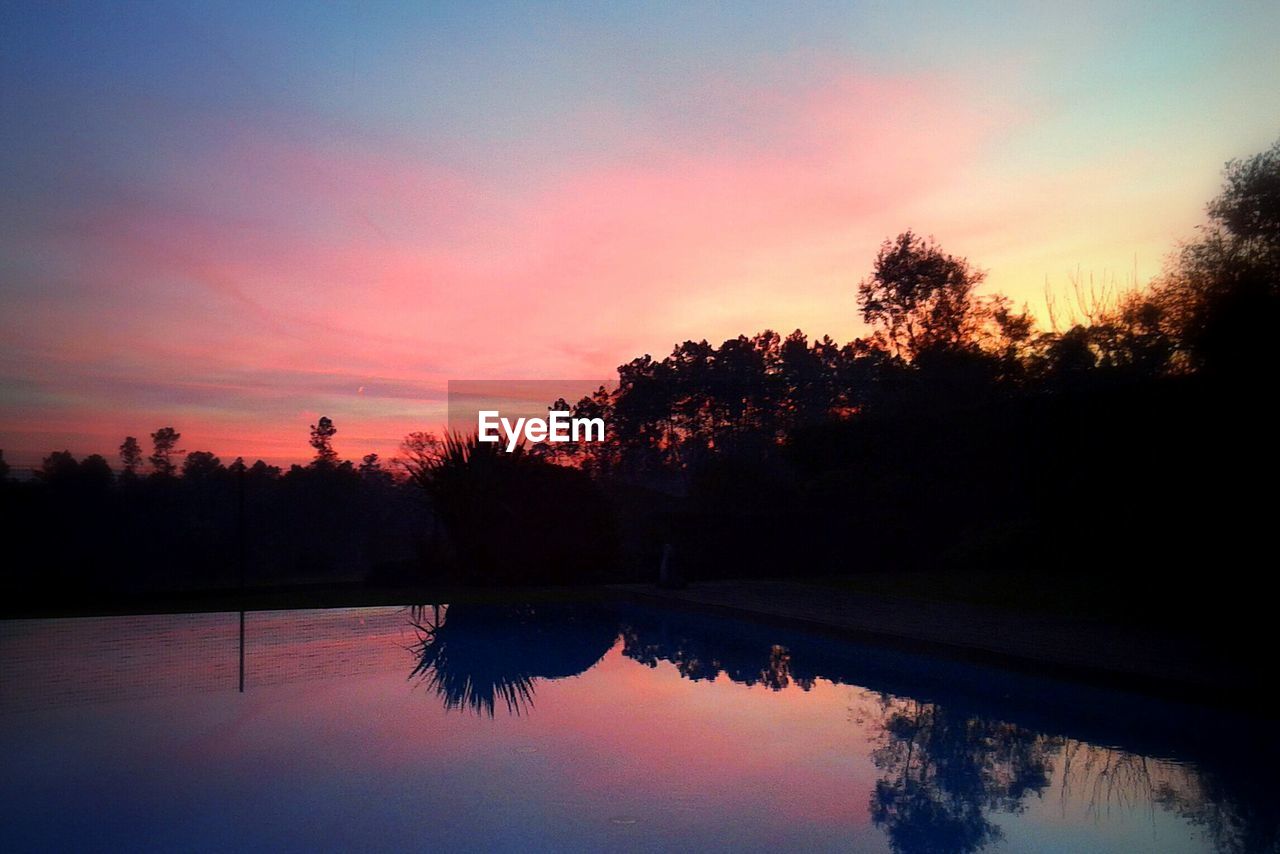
[1,602,1275,852]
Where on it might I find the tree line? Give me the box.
[546,138,1280,478]
[2,137,1277,599]
[514,139,1279,599]
[0,417,431,602]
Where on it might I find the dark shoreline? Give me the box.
[620,580,1261,715]
[0,581,614,621]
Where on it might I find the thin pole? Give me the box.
[237,465,246,590]
[237,465,247,693]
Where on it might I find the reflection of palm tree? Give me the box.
[409,603,618,717]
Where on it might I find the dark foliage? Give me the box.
[533,139,1280,619]
[0,431,431,602]
[612,604,1280,854]
[401,433,618,585]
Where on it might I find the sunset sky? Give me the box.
[2,1,1279,467]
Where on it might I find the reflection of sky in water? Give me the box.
[0,606,1271,852]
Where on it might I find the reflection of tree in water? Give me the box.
[623,609,1058,852]
[865,702,1280,854]
[621,618,815,691]
[1057,741,1280,854]
[620,605,1279,854]
[408,603,618,716]
[1058,741,1161,820]
[864,696,1061,854]
[1155,766,1280,854]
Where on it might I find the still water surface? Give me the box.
[0,603,1275,852]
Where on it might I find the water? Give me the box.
[0,602,1275,853]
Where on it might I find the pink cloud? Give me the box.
[2,68,1022,465]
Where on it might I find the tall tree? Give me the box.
[1208,138,1280,261]
[858,231,987,359]
[309,416,339,465]
[149,427,182,477]
[1162,137,1280,375]
[119,436,143,477]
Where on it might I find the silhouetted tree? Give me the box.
[1208,139,1280,259]
[396,431,443,489]
[118,436,143,478]
[182,451,223,480]
[309,416,338,465]
[248,459,281,480]
[149,427,182,477]
[858,231,987,359]
[1158,138,1280,377]
[36,450,78,485]
[358,452,395,487]
[78,454,114,489]
[0,449,8,481]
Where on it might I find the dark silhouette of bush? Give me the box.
[403,433,618,585]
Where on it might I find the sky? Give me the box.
[2,1,1279,467]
